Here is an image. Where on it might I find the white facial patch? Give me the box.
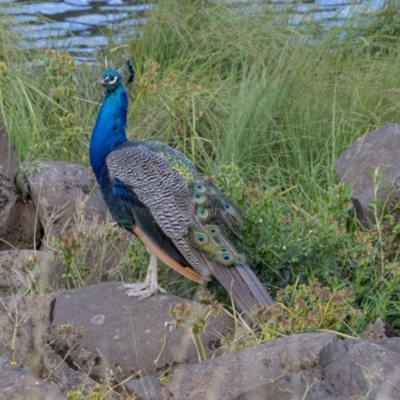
[108,76,118,84]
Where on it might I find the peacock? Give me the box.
[89,62,273,317]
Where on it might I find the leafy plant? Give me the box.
[2,0,400,341]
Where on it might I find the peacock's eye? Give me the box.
[106,76,118,84]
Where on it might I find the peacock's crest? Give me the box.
[96,61,135,91]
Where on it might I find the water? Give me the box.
[0,0,389,63]
[1,0,152,62]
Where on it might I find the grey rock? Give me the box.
[163,332,338,400]
[0,184,41,251]
[125,375,162,399]
[0,250,63,295]
[320,339,369,398]
[372,337,400,356]
[43,350,98,395]
[50,282,234,381]
[16,161,107,243]
[163,334,400,400]
[0,360,67,400]
[335,123,400,227]
[0,294,55,376]
[42,348,120,400]
[344,339,400,399]
[0,124,19,182]
[362,317,398,340]
[0,125,38,251]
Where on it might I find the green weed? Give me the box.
[2,0,400,338]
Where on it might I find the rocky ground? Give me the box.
[2,124,400,399]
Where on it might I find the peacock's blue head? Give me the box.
[95,70,122,92]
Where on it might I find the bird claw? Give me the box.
[122,282,166,300]
[121,253,166,300]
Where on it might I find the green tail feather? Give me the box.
[187,178,249,267]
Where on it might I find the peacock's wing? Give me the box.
[142,141,245,239]
[107,142,194,239]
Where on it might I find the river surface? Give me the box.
[0,0,388,62]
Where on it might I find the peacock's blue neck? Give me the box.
[90,84,129,179]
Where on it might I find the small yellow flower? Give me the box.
[147,84,157,94]
[166,72,177,81]
[195,110,203,120]
[144,59,159,73]
[0,62,7,75]
[45,49,56,59]
[188,83,202,93]
[60,53,71,63]
[50,61,59,70]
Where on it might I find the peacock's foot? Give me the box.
[122,282,166,299]
[122,252,166,299]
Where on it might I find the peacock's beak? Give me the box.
[94,76,105,85]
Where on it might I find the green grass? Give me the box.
[2,0,400,337]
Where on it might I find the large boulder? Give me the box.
[50,282,234,381]
[163,332,338,400]
[16,161,107,243]
[163,333,400,399]
[335,123,400,227]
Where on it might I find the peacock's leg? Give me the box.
[123,252,167,299]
